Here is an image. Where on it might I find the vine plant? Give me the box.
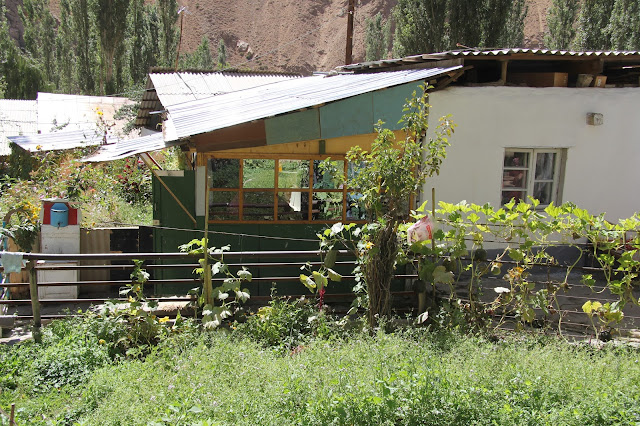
[406,198,639,338]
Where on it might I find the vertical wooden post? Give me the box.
[203,166,213,306]
[9,403,15,426]
[431,187,437,302]
[345,0,355,65]
[27,260,41,343]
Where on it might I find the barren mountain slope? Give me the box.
[8,0,552,75]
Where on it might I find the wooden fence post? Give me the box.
[27,260,41,343]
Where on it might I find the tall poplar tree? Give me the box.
[55,0,75,92]
[393,0,527,57]
[92,0,131,94]
[573,0,616,50]
[608,0,640,50]
[157,0,179,67]
[545,0,579,49]
[19,0,56,82]
[128,0,159,84]
[365,12,391,61]
[70,0,97,94]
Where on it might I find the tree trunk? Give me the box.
[363,220,398,327]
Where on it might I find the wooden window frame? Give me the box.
[206,154,367,224]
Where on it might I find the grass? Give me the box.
[1,315,639,425]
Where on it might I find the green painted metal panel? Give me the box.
[152,172,199,294]
[319,93,374,139]
[373,82,422,131]
[265,109,320,145]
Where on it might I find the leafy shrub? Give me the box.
[235,294,334,350]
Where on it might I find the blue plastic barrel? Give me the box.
[50,203,69,227]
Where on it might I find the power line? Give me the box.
[97,221,319,243]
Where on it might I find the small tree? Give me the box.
[217,39,227,69]
[331,86,454,326]
[365,12,390,61]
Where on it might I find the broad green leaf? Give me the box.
[508,248,524,262]
[522,307,535,322]
[433,265,454,284]
[313,271,328,290]
[327,268,342,282]
[237,268,252,282]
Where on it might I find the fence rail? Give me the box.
[0,249,638,342]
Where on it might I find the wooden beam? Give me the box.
[192,121,267,152]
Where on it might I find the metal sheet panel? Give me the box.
[81,132,182,162]
[167,66,462,141]
[0,100,38,156]
[340,49,640,71]
[149,71,301,108]
[8,128,118,152]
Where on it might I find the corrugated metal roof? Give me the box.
[36,92,133,134]
[5,93,137,154]
[8,128,120,152]
[136,71,301,127]
[166,66,462,140]
[339,48,640,71]
[81,132,181,162]
[0,100,38,156]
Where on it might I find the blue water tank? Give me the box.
[50,203,69,227]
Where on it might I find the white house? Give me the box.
[342,49,640,222]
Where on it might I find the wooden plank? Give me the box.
[193,121,267,152]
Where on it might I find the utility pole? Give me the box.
[345,0,355,65]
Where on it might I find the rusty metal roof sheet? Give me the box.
[165,66,462,140]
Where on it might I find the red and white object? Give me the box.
[407,215,434,244]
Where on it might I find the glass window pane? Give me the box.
[209,191,239,220]
[535,153,556,180]
[243,159,275,189]
[278,191,309,220]
[501,190,526,205]
[502,169,528,189]
[278,160,309,189]
[208,159,240,188]
[533,182,553,205]
[312,192,343,220]
[347,192,368,220]
[504,151,529,168]
[313,160,344,189]
[243,192,274,220]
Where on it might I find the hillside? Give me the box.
[6,0,552,75]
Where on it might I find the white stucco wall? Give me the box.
[425,86,640,221]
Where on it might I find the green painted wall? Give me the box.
[373,83,422,130]
[319,92,374,140]
[265,109,320,145]
[261,83,422,146]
